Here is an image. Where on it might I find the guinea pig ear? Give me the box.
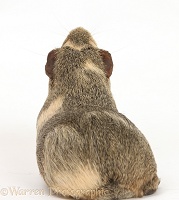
[99,49,113,78]
[45,49,57,79]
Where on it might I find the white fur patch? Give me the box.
[37,96,64,132]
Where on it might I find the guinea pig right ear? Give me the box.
[99,49,113,78]
[45,49,57,79]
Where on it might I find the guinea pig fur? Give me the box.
[36,27,160,200]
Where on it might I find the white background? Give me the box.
[0,0,179,199]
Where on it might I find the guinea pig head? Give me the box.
[45,48,113,79]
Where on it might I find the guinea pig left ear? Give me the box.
[45,49,57,79]
[99,49,113,78]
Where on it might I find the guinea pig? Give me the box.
[36,27,160,200]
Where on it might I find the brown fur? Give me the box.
[36,27,160,199]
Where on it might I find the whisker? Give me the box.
[92,27,117,36]
[111,46,128,54]
[22,48,46,56]
[51,12,70,34]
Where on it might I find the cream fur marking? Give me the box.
[84,60,104,76]
[63,41,82,50]
[43,127,101,198]
[50,163,101,197]
[37,96,64,132]
[43,130,101,198]
[63,40,97,50]
[84,60,111,92]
